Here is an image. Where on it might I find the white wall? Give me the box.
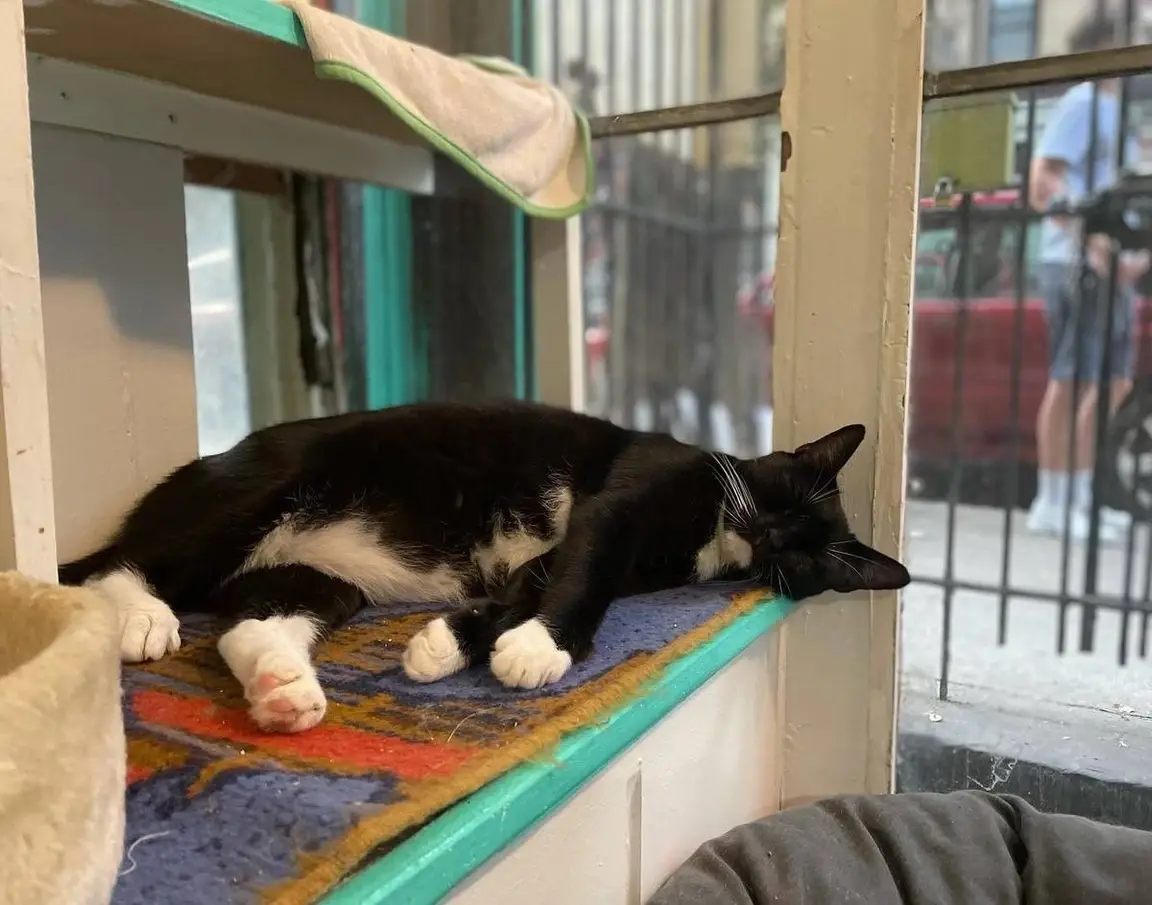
[33,125,198,561]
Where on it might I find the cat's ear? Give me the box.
[794,424,865,475]
[820,539,910,593]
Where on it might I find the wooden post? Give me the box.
[0,3,57,579]
[531,217,585,410]
[772,0,925,802]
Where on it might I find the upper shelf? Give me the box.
[23,0,434,191]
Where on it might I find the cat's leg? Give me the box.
[212,564,367,733]
[402,550,555,683]
[490,489,700,690]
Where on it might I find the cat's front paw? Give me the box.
[244,653,327,733]
[88,569,181,662]
[403,617,468,683]
[490,618,572,689]
[119,599,182,663]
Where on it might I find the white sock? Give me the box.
[1072,470,1093,510]
[1037,469,1055,506]
[1050,471,1071,508]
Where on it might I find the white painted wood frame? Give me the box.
[532,217,586,411]
[772,0,926,804]
[446,631,780,905]
[26,57,434,195]
[0,1,57,580]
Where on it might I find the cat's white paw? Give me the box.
[490,618,572,689]
[403,617,467,683]
[88,569,180,663]
[120,602,181,663]
[244,652,327,734]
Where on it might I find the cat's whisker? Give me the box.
[711,453,753,519]
[710,454,753,523]
[828,551,865,584]
[774,564,794,600]
[828,548,873,564]
[808,469,838,505]
[806,467,825,503]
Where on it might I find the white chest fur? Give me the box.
[693,511,753,581]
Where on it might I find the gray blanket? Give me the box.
[648,791,1151,904]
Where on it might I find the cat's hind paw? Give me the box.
[490,618,572,689]
[244,653,327,733]
[402,617,468,683]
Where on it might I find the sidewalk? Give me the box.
[899,500,1152,809]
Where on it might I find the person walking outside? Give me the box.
[1026,13,1150,543]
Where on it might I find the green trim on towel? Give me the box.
[313,60,595,220]
[165,0,594,217]
[319,596,795,905]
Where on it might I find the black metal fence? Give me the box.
[909,80,1152,694]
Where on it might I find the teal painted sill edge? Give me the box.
[321,596,797,905]
[161,0,308,45]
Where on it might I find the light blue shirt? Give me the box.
[1036,82,1138,264]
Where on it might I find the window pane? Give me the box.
[900,79,1152,828]
[928,0,1150,71]
[184,186,252,456]
[584,119,779,457]
[534,0,783,117]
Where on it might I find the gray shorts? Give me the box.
[1039,261,1135,382]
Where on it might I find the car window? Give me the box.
[915,225,955,298]
[915,205,1038,300]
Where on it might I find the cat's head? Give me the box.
[722,424,911,600]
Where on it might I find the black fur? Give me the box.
[60,401,910,669]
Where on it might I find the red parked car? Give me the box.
[756,189,1152,508]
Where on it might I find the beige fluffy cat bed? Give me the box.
[0,571,125,905]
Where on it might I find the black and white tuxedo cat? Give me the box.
[60,401,909,734]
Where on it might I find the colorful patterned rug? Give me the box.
[113,584,772,905]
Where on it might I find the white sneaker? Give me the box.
[1069,506,1126,544]
[1102,506,1133,531]
[1026,500,1126,544]
[1026,498,1063,536]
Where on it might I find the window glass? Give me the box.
[535,0,783,117]
[928,0,1148,71]
[900,80,1152,830]
[183,186,252,456]
[584,120,779,458]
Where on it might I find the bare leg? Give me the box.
[1074,378,1131,470]
[1037,378,1075,473]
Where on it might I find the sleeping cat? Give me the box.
[60,401,909,734]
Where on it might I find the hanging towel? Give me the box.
[281,1,593,218]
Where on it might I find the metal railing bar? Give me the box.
[996,90,1036,648]
[938,193,976,701]
[911,574,1152,615]
[590,91,782,139]
[588,45,1152,142]
[927,44,1152,101]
